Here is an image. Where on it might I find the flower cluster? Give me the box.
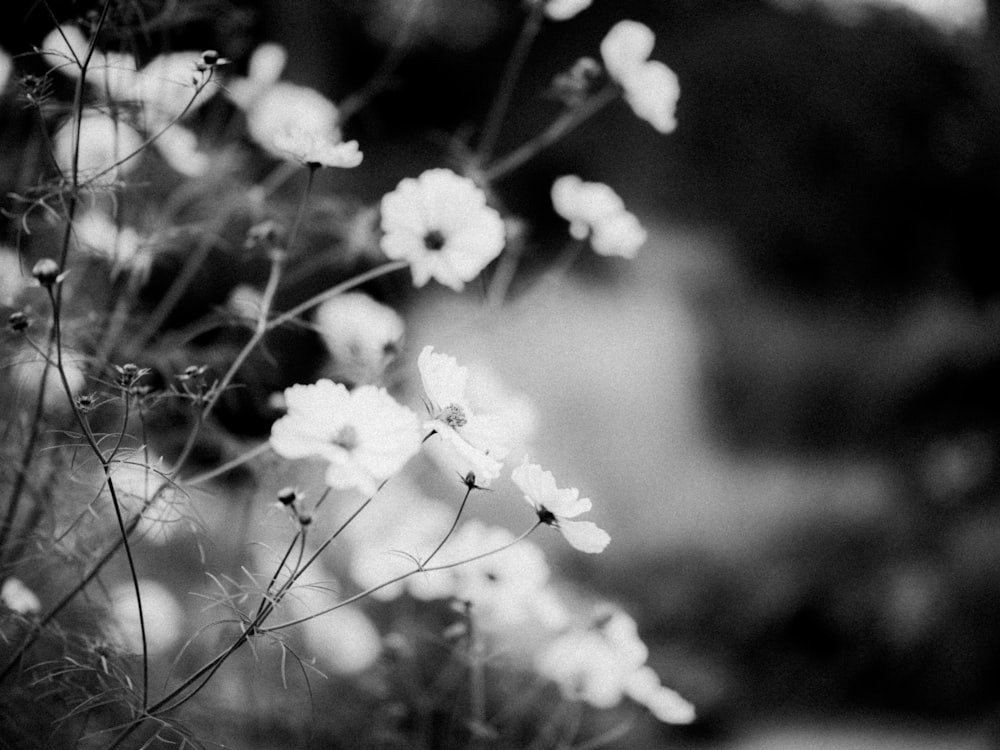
[551,175,648,258]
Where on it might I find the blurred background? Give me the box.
[4,0,1000,747]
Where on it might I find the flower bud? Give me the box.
[7,311,28,332]
[277,486,299,506]
[31,258,61,287]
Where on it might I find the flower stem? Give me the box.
[421,484,474,568]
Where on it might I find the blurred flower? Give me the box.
[52,112,145,185]
[1,577,41,615]
[226,284,264,321]
[535,608,649,709]
[418,346,514,485]
[73,210,152,279]
[272,130,362,169]
[108,579,184,656]
[9,345,86,413]
[0,47,11,93]
[551,175,646,258]
[545,0,592,21]
[226,43,287,108]
[314,292,404,386]
[380,168,505,292]
[0,247,29,307]
[269,380,421,495]
[511,460,610,553]
[110,463,187,545]
[600,20,680,134]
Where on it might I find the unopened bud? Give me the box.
[277,487,299,506]
[31,258,61,287]
[7,311,28,332]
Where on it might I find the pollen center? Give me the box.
[441,403,467,428]
[423,229,446,251]
[332,424,359,451]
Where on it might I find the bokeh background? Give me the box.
[3,0,1000,747]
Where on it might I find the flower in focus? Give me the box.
[600,20,680,134]
[1,577,41,615]
[272,129,362,169]
[108,579,184,656]
[52,112,145,185]
[551,175,647,258]
[380,168,506,292]
[418,346,520,486]
[314,292,404,386]
[535,606,693,723]
[511,460,610,553]
[545,0,592,21]
[269,380,421,495]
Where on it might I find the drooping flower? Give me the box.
[1,577,41,615]
[536,605,696,724]
[511,460,610,553]
[52,112,145,185]
[417,346,516,486]
[272,129,363,169]
[313,292,404,386]
[545,0,592,21]
[269,380,421,495]
[380,169,506,292]
[551,175,647,258]
[600,20,680,134]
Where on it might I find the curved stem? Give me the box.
[184,442,272,486]
[483,86,619,183]
[420,484,474,568]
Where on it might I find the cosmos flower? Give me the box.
[269,380,421,495]
[313,292,404,386]
[600,20,680,134]
[380,169,506,292]
[551,175,647,258]
[272,129,363,169]
[1,577,41,616]
[417,346,516,486]
[511,460,610,553]
[52,112,145,186]
[73,210,149,278]
[545,0,592,20]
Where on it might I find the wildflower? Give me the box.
[380,169,506,292]
[269,380,421,495]
[600,20,680,134]
[1,577,41,615]
[73,210,153,279]
[314,292,404,386]
[108,579,184,655]
[227,284,264,320]
[551,175,647,258]
[511,460,610,553]
[272,129,363,169]
[417,346,514,486]
[52,111,144,185]
[545,0,592,21]
[535,608,651,709]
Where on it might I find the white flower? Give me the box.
[272,129,363,168]
[10,344,87,413]
[73,211,144,272]
[269,380,421,495]
[545,0,592,20]
[535,608,649,709]
[110,463,187,545]
[152,125,211,177]
[226,284,264,320]
[52,112,145,185]
[380,168,506,292]
[108,579,184,656]
[600,20,680,134]
[314,292,404,386]
[625,666,696,724]
[551,175,647,258]
[226,42,288,110]
[0,246,29,307]
[417,346,516,486]
[245,82,342,159]
[1,577,41,615]
[511,460,610,553]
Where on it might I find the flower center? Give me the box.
[331,424,359,451]
[536,506,557,526]
[440,403,467,428]
[423,229,446,251]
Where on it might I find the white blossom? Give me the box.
[545,0,592,20]
[625,666,697,724]
[314,292,404,386]
[244,82,342,159]
[108,579,184,656]
[73,211,146,275]
[600,20,680,134]
[269,380,421,495]
[380,169,506,292]
[551,175,647,258]
[52,112,145,186]
[272,129,362,169]
[511,460,610,553]
[1,577,41,615]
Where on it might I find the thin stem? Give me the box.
[476,1,546,164]
[183,442,272,486]
[285,165,317,255]
[483,86,619,183]
[263,521,542,633]
[420,484,474,568]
